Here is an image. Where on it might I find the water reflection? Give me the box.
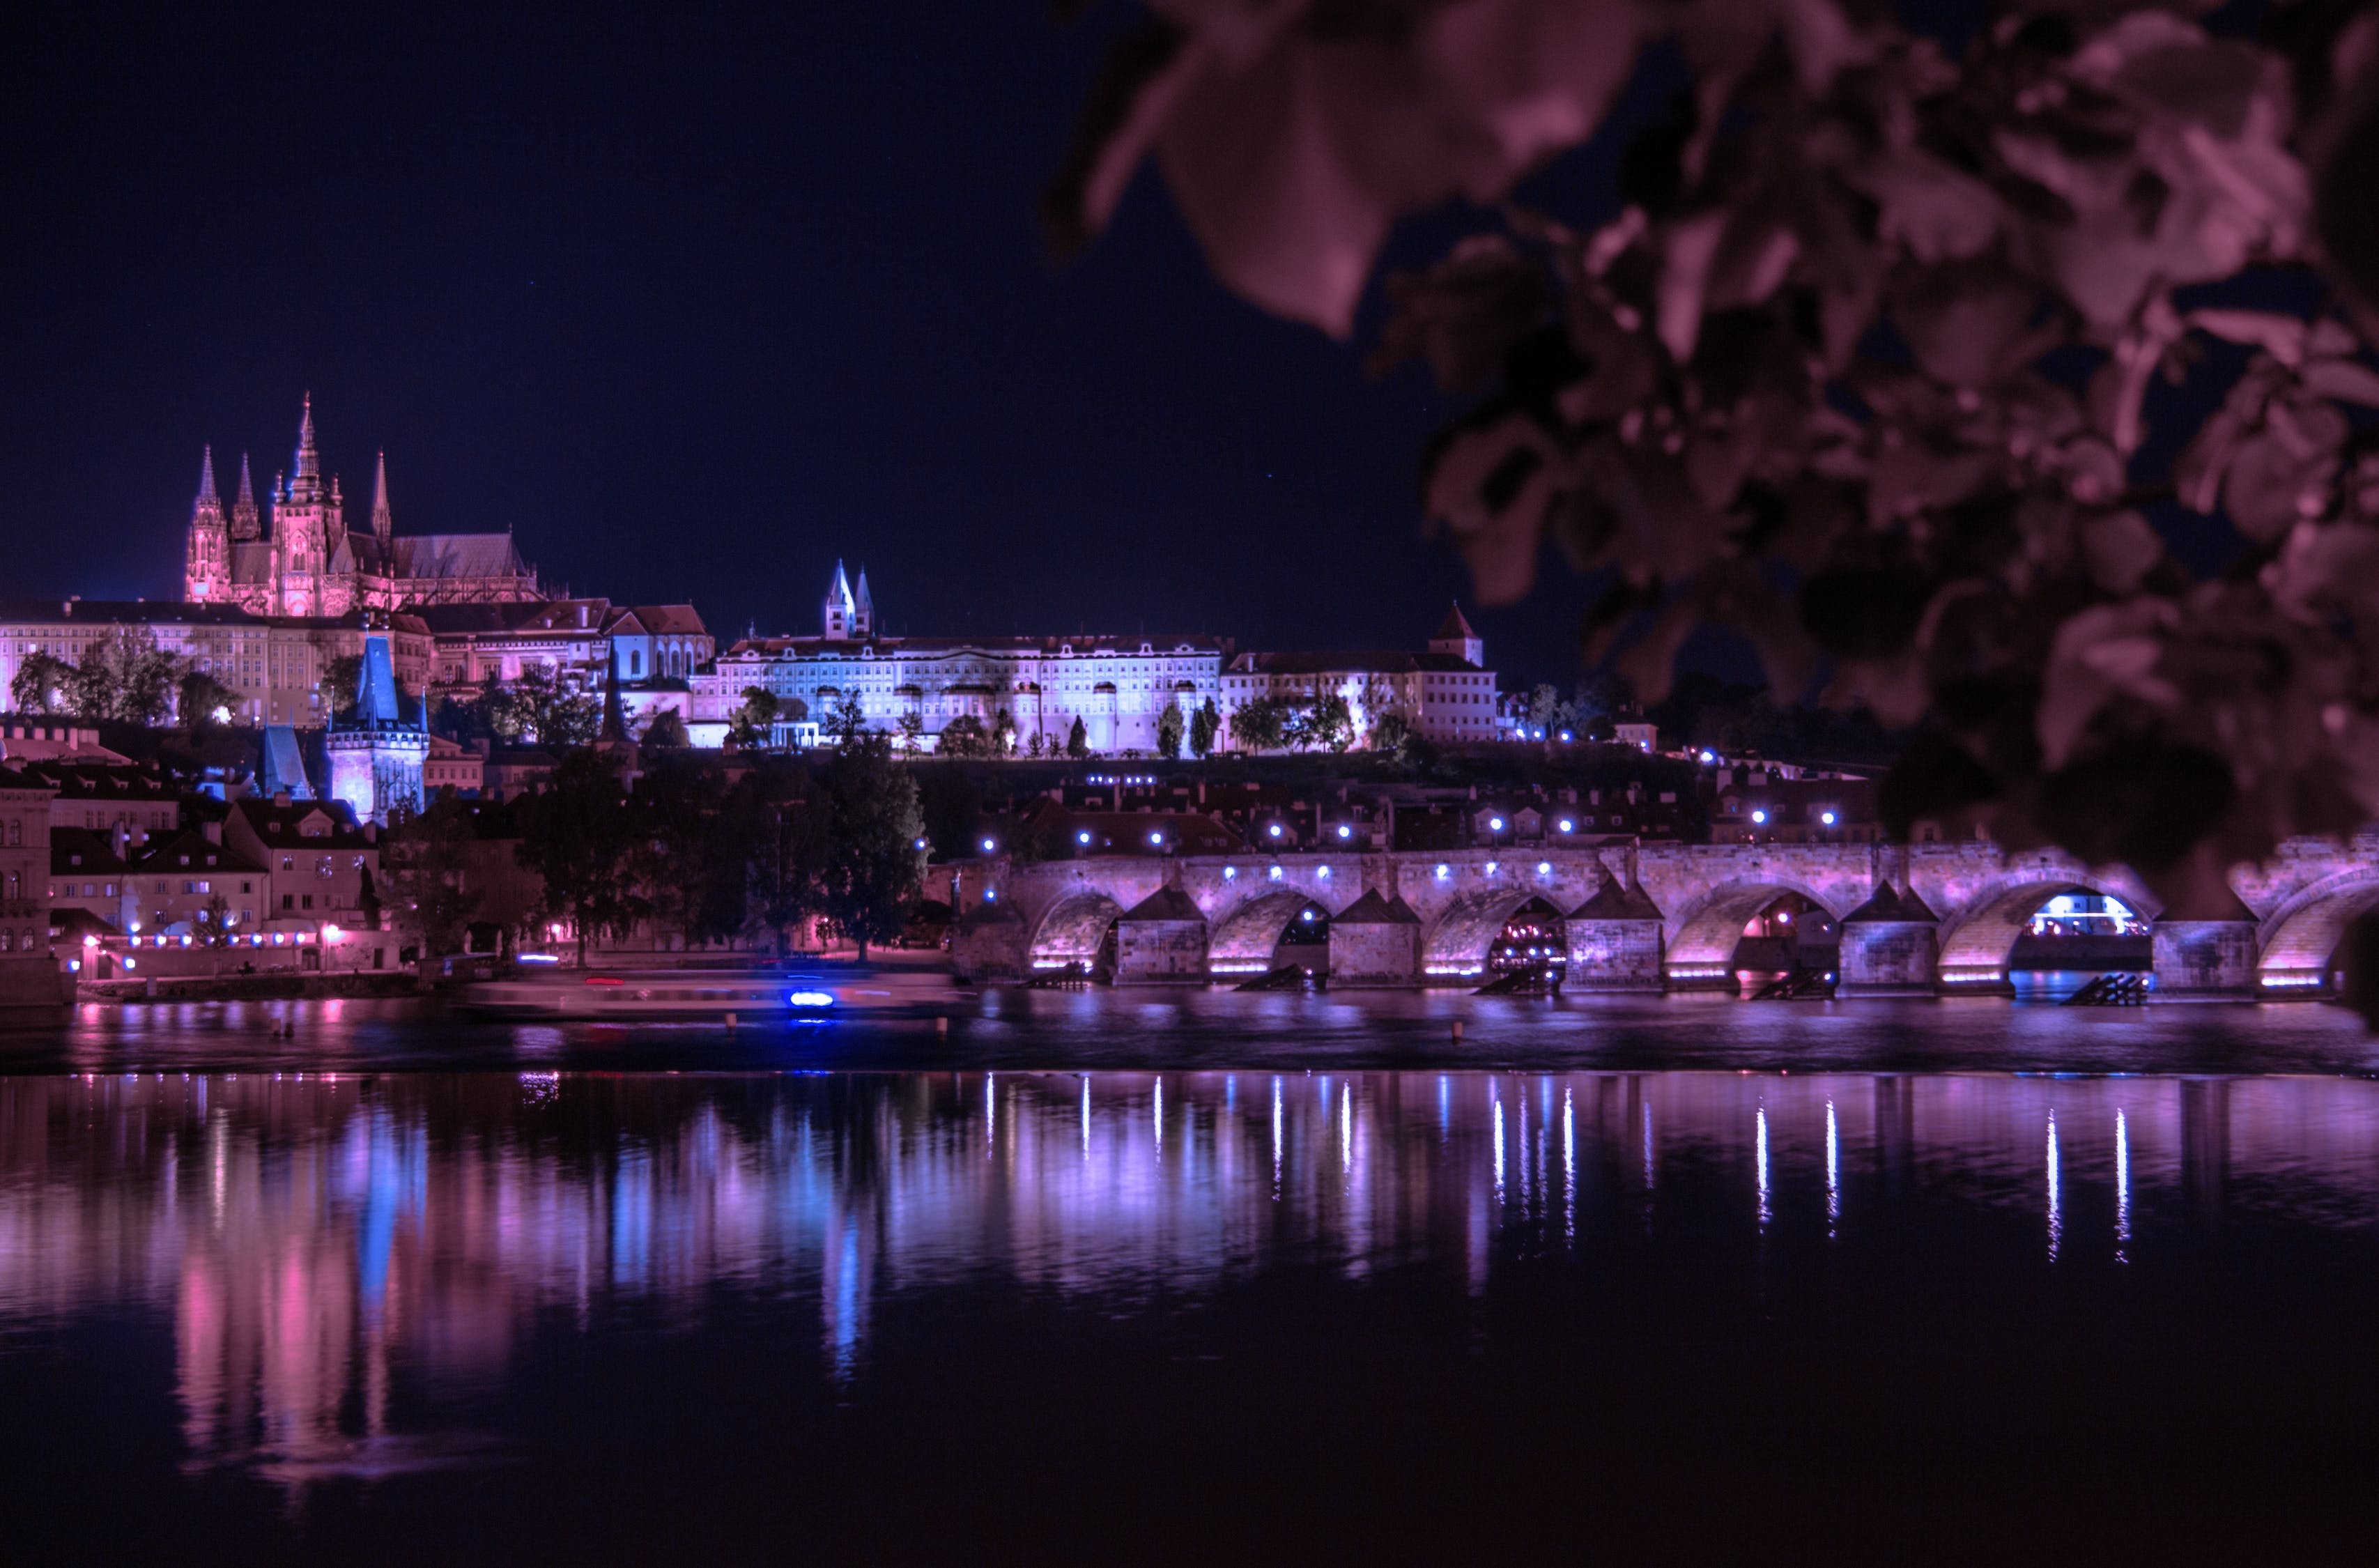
[3,1070,2379,1491]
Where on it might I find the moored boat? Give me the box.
[461,964,973,1020]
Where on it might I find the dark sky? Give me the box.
[0,3,1636,690]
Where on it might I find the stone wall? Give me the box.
[1114,918,1208,984]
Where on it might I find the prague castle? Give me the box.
[184,394,545,615]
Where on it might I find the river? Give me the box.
[3,993,2377,1560]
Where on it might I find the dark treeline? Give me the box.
[385,734,927,964]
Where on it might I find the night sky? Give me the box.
[0,3,1651,689]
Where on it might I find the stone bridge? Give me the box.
[948,835,2379,1000]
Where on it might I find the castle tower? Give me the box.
[229,454,260,540]
[823,560,859,639]
[1429,602,1485,668]
[184,447,229,603]
[270,393,344,616]
[370,449,392,539]
[325,633,429,827]
[854,566,875,639]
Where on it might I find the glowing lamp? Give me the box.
[1537,861,1551,875]
[1752,809,1768,824]
[1224,866,1237,879]
[82,935,97,948]
[1267,824,1284,838]
[1489,817,1505,832]
[787,991,834,1008]
[1148,831,1163,846]
[1821,810,1837,826]
[1300,909,1315,923]
[1078,831,1093,845]
[1434,864,1449,879]
[980,837,996,853]
[1336,824,1352,839]
[1557,819,1574,833]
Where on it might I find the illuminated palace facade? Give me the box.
[183,395,546,616]
[691,564,1228,753]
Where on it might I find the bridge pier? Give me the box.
[1564,875,1665,991]
[952,899,1026,981]
[1837,883,1941,997]
[1327,890,1422,987]
[1113,887,1208,984]
[2149,921,2260,1001]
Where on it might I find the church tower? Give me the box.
[854,566,875,639]
[822,560,860,639]
[370,449,393,539]
[229,453,260,539]
[325,632,429,826]
[183,447,229,602]
[270,393,344,615]
[1428,603,1485,668]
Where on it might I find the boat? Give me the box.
[459,964,975,1020]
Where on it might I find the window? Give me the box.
[302,895,314,910]
[281,856,293,871]
[155,881,168,894]
[283,894,294,910]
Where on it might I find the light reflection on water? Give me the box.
[3,1068,2379,1538]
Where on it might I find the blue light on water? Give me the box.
[787,991,835,1008]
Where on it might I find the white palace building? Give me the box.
[685,566,1505,755]
[688,564,1229,753]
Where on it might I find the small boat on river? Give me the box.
[460,964,975,1020]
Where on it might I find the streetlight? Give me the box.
[1078,830,1093,845]
[1335,824,1353,840]
[980,836,997,854]
[1148,831,1164,847]
[1751,809,1768,825]
[1820,810,1838,827]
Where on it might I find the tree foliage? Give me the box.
[814,733,927,958]
[1190,696,1220,758]
[725,686,778,749]
[513,749,644,965]
[10,652,72,716]
[177,669,239,731]
[1157,701,1186,759]
[385,795,483,958]
[486,668,601,749]
[641,708,691,748]
[1054,0,2379,904]
[1230,695,1291,752]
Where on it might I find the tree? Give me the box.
[178,669,238,731]
[59,627,177,723]
[725,686,777,749]
[1371,710,1413,756]
[486,667,599,749]
[1189,697,1219,759]
[1230,696,1291,753]
[325,654,364,721]
[815,732,925,960]
[514,749,643,966]
[640,709,691,748]
[1052,1,2379,909]
[194,893,235,948]
[1157,702,1185,760]
[1026,728,1046,759]
[994,707,1017,756]
[744,761,826,955]
[629,755,746,950]
[827,692,869,748]
[1065,714,1089,759]
[896,710,927,751]
[938,714,992,756]
[10,652,70,715]
[1286,693,1355,753]
[387,796,483,958]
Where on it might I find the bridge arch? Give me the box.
[2254,868,2379,990]
[1934,874,2156,983]
[1207,889,1331,974]
[1424,889,1567,980]
[1027,891,1126,971]
[1663,879,1843,972]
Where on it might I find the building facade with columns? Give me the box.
[183,395,546,616]
[690,564,1226,754]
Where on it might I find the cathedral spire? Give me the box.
[197,446,220,506]
[370,449,393,539]
[290,392,321,496]
[230,453,261,540]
